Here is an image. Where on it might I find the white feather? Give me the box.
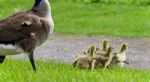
[0,44,23,55]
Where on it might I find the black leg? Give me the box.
[28,52,36,72]
[0,56,6,63]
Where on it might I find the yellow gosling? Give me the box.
[92,47,114,69]
[111,43,128,68]
[73,55,93,70]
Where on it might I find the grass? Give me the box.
[0,0,150,82]
[0,1,150,81]
[0,59,149,82]
[0,0,150,38]
[52,2,150,38]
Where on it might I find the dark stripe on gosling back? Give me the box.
[34,0,42,7]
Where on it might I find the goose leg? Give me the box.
[28,52,36,72]
[0,56,6,63]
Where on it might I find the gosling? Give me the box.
[91,47,114,69]
[111,43,129,68]
[96,39,112,56]
[73,46,98,70]
[72,55,93,70]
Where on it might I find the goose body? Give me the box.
[0,0,54,71]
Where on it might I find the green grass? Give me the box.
[0,1,150,81]
[0,59,149,82]
[52,2,150,38]
[0,0,150,38]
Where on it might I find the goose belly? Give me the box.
[0,44,23,55]
[117,53,126,61]
[117,62,125,68]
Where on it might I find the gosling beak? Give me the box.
[123,61,129,65]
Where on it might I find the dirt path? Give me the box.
[11,34,150,69]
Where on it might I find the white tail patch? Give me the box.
[0,44,23,55]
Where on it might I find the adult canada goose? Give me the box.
[0,0,54,71]
[111,43,129,68]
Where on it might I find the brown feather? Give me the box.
[0,12,50,52]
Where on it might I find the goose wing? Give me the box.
[0,12,42,44]
[0,11,25,23]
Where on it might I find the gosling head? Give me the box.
[102,40,110,51]
[106,47,113,58]
[86,45,99,57]
[120,43,128,53]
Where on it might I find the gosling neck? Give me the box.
[120,46,127,53]
[106,47,112,57]
[103,44,109,51]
